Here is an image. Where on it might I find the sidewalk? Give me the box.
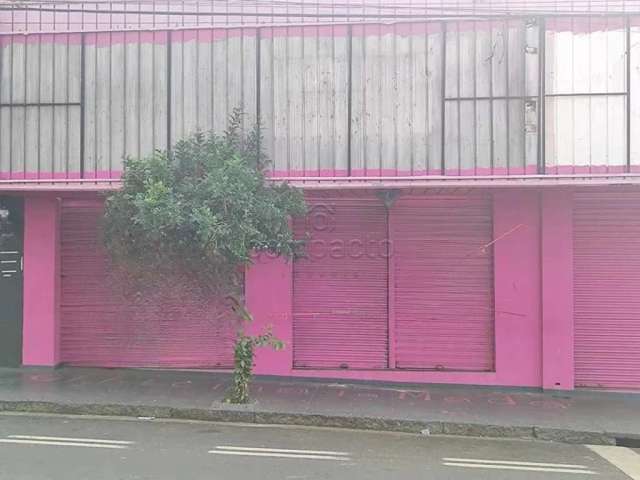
[0,367,638,445]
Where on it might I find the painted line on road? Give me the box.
[209,450,349,461]
[0,439,128,449]
[588,445,640,480]
[215,446,350,456]
[8,435,133,445]
[442,462,598,475]
[443,458,591,469]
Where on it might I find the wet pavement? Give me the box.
[0,367,638,440]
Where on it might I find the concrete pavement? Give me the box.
[0,367,639,445]
[0,413,638,480]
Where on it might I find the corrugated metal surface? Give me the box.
[60,199,235,368]
[170,28,256,145]
[83,31,168,178]
[260,26,350,177]
[574,191,640,389]
[444,19,539,176]
[350,23,444,176]
[292,192,388,369]
[391,194,495,371]
[2,13,640,182]
[0,34,82,179]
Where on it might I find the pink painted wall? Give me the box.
[247,254,294,376]
[493,191,543,387]
[19,189,577,388]
[541,190,575,390]
[246,190,567,388]
[22,196,60,366]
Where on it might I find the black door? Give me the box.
[0,197,23,366]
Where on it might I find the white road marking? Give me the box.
[8,435,133,445]
[442,462,598,475]
[0,439,128,449]
[443,457,590,469]
[209,450,349,461]
[588,445,640,480]
[215,446,350,456]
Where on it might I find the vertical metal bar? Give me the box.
[489,20,495,173]
[256,27,262,163]
[504,20,510,173]
[347,24,353,176]
[472,20,478,175]
[80,33,86,179]
[108,29,113,177]
[537,16,546,174]
[93,32,98,178]
[123,31,128,161]
[285,27,290,175]
[65,32,70,177]
[425,20,430,174]
[210,22,215,131]
[65,2,71,177]
[626,15,631,173]
[51,32,57,179]
[456,21,461,175]
[522,19,527,175]
[136,32,141,159]
[37,34,42,178]
[440,21,447,175]
[376,24,383,174]
[22,31,27,179]
[166,30,172,154]
[195,29,200,132]
[152,31,156,151]
[181,30,186,140]
[394,23,400,175]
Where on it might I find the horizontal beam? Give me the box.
[3,173,640,192]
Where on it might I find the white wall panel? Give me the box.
[545,18,628,172]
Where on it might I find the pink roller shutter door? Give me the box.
[60,199,235,369]
[391,195,495,371]
[574,191,640,390]
[292,193,389,369]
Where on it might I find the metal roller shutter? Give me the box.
[292,193,389,369]
[574,191,640,389]
[60,199,235,369]
[391,195,495,371]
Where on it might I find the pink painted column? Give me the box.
[22,196,61,366]
[541,190,574,390]
[492,191,543,387]
[245,253,293,375]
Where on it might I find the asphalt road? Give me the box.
[0,413,637,480]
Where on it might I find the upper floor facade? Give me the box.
[2,1,640,189]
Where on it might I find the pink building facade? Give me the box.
[2,2,640,391]
[8,186,639,391]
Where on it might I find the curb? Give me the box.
[0,400,618,446]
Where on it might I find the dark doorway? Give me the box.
[0,196,23,366]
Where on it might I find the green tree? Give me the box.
[102,111,306,403]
